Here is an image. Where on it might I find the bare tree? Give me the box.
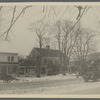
[51,20,79,75]
[52,21,63,73]
[61,20,80,75]
[28,5,90,76]
[30,21,49,77]
[73,28,96,74]
[54,21,62,51]
[0,5,32,40]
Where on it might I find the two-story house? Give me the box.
[0,52,19,77]
[20,46,63,76]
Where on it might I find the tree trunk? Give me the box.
[58,41,62,74]
[37,55,41,78]
[37,42,42,78]
[62,47,66,75]
[60,54,62,74]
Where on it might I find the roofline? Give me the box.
[29,48,39,56]
[34,48,42,56]
[34,47,63,56]
[0,52,18,55]
[0,62,19,64]
[19,66,36,67]
[29,47,64,58]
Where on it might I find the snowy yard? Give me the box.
[16,73,77,82]
[0,74,100,95]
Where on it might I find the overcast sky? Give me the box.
[0,3,100,56]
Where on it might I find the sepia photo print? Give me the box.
[0,2,100,98]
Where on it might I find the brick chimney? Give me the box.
[46,45,50,49]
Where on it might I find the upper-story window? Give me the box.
[8,56,10,62]
[11,56,14,62]
[7,56,14,62]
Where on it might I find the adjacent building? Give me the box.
[87,52,100,61]
[67,52,100,73]
[0,52,19,77]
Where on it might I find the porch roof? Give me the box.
[20,59,36,66]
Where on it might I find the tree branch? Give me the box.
[0,5,32,40]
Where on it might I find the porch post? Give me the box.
[6,66,8,75]
[46,66,48,76]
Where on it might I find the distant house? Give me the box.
[67,52,100,73]
[20,46,63,76]
[87,52,100,61]
[0,52,19,77]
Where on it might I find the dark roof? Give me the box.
[34,48,63,57]
[20,59,36,66]
[0,62,18,64]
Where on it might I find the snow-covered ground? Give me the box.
[0,74,100,95]
[16,73,77,83]
[0,73,76,83]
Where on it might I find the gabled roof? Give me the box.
[34,48,63,57]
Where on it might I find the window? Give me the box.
[7,56,14,62]
[25,69,28,73]
[11,56,14,62]
[44,60,47,65]
[8,56,10,62]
